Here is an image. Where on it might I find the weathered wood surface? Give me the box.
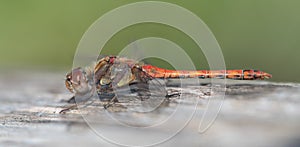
[0,71,300,147]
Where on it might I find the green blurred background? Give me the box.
[0,0,299,82]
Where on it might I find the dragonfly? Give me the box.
[61,55,272,113]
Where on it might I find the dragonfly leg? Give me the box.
[103,96,119,109]
[60,97,101,114]
[59,104,77,114]
[166,91,181,98]
[59,96,77,114]
[60,96,76,104]
[66,96,75,103]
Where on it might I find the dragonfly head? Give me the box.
[65,67,93,95]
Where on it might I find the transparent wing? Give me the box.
[110,62,167,113]
[126,76,167,113]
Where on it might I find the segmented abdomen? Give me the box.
[142,65,272,80]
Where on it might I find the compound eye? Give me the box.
[70,68,84,85]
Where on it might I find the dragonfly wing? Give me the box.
[109,61,135,102]
[125,66,167,112]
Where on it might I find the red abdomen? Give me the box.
[141,65,272,80]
